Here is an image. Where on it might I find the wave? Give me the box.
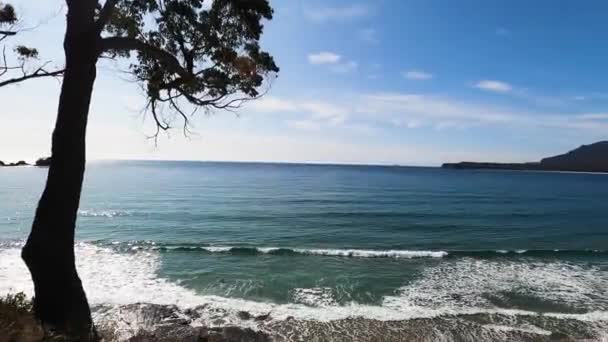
[450,249,608,258]
[1,242,607,340]
[122,244,449,259]
[97,241,608,259]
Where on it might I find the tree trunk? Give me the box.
[21,0,99,339]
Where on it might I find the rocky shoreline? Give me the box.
[92,303,607,341]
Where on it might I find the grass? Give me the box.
[0,292,45,342]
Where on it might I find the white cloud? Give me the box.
[308,52,356,73]
[403,70,433,80]
[330,60,358,73]
[308,52,341,65]
[474,80,513,93]
[305,4,369,22]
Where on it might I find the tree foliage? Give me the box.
[0,2,63,87]
[98,0,279,135]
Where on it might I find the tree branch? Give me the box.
[100,36,190,79]
[0,67,63,87]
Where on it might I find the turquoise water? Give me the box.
[1,161,607,337]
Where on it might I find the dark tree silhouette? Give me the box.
[8,0,278,339]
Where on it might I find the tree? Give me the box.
[0,3,63,87]
[9,0,278,339]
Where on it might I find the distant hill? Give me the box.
[540,141,608,172]
[443,141,608,173]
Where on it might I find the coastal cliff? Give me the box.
[443,141,608,173]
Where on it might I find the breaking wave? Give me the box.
[95,241,608,259]
[1,242,608,340]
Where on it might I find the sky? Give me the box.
[1,0,608,165]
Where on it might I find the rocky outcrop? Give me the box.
[34,157,51,167]
[1,160,29,167]
[443,141,608,173]
[0,157,51,167]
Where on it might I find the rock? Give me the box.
[0,160,4,166]
[218,326,270,342]
[183,307,202,320]
[237,311,252,320]
[127,325,209,342]
[34,157,51,167]
[254,312,271,321]
[6,160,28,167]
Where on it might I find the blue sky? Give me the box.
[1,0,608,165]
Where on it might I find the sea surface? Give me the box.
[1,161,607,340]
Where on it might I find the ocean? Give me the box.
[1,161,607,340]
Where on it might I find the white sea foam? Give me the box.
[1,243,607,335]
[201,246,233,253]
[78,209,132,218]
[383,257,608,312]
[195,246,448,259]
[292,248,448,258]
[291,287,337,307]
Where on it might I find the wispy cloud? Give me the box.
[360,92,608,132]
[576,113,608,120]
[358,28,378,43]
[305,4,369,22]
[474,80,513,93]
[248,97,298,112]
[330,60,358,73]
[571,92,608,101]
[249,92,608,137]
[308,52,341,65]
[249,97,348,128]
[403,70,433,80]
[286,120,322,131]
[359,93,515,127]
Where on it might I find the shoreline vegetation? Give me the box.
[0,293,271,342]
[443,141,608,173]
